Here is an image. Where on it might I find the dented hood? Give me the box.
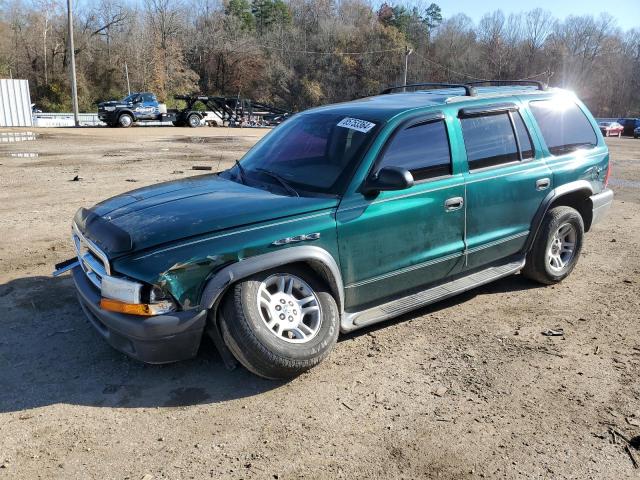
[76,174,337,256]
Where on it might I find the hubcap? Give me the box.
[120,115,132,127]
[547,223,577,272]
[257,274,322,344]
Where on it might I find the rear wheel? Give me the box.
[118,113,133,128]
[220,266,339,379]
[522,206,584,285]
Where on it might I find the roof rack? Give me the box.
[380,80,549,97]
[380,82,477,97]
[467,80,547,91]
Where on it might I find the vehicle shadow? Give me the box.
[341,273,543,340]
[0,272,540,413]
[0,274,284,414]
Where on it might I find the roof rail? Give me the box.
[380,82,477,97]
[467,80,547,91]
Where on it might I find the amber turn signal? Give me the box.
[99,298,175,316]
[100,298,153,316]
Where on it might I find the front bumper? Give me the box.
[97,111,118,124]
[590,188,614,227]
[72,266,207,363]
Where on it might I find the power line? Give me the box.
[412,50,552,83]
[208,37,406,56]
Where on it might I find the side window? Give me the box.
[142,93,155,103]
[461,113,519,169]
[513,112,534,159]
[529,100,598,156]
[378,120,451,181]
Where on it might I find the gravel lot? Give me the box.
[0,127,639,479]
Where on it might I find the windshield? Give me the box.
[122,94,138,103]
[225,112,380,196]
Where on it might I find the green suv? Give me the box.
[55,81,613,379]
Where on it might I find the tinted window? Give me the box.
[378,120,451,180]
[461,113,519,169]
[513,112,534,159]
[529,100,597,155]
[142,93,156,103]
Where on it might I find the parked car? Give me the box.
[598,121,624,137]
[634,126,640,138]
[617,118,640,137]
[55,81,613,379]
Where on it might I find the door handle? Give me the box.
[536,178,551,191]
[444,196,464,212]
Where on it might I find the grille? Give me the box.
[72,223,110,290]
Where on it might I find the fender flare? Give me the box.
[117,109,135,120]
[199,245,344,313]
[524,180,594,252]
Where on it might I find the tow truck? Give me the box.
[98,92,205,128]
[98,92,290,128]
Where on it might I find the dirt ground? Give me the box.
[0,126,639,480]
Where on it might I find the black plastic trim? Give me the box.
[523,180,594,253]
[74,208,133,254]
[199,245,344,313]
[381,83,477,97]
[458,102,519,118]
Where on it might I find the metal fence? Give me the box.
[0,79,33,127]
[32,113,176,127]
[32,112,108,127]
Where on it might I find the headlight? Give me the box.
[100,276,176,316]
[104,106,115,112]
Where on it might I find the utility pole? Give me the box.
[67,0,79,127]
[125,62,131,95]
[403,46,413,91]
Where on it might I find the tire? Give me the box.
[118,113,133,128]
[522,206,584,285]
[220,266,339,379]
[187,114,201,128]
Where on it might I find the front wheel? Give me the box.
[118,113,133,128]
[220,266,339,379]
[522,206,584,284]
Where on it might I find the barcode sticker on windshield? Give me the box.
[337,117,376,133]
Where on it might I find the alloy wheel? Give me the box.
[256,274,322,344]
[547,222,577,272]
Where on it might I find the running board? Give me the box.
[340,258,525,332]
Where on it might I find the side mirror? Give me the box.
[363,166,414,195]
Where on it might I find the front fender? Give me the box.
[200,245,344,313]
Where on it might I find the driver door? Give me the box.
[336,115,466,311]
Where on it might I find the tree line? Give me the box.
[0,0,638,117]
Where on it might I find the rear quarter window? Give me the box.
[529,100,598,156]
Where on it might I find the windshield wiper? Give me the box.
[234,159,247,184]
[254,168,299,197]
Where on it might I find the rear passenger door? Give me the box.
[337,114,465,311]
[459,103,551,270]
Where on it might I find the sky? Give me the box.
[439,0,639,31]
